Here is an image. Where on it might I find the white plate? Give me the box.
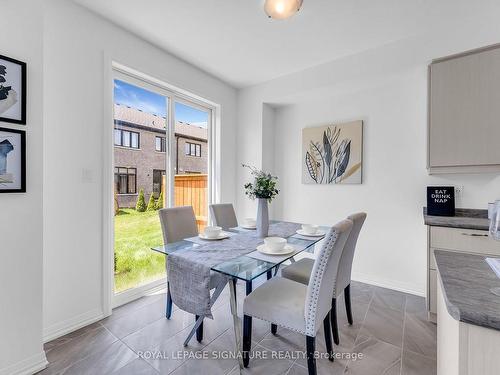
[198,232,230,240]
[256,244,295,256]
[241,225,257,230]
[296,229,326,237]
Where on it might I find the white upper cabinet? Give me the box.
[428,45,500,174]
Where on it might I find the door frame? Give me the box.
[103,59,221,313]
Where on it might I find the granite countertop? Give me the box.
[423,207,489,230]
[434,250,500,331]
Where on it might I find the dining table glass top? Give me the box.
[151,221,329,282]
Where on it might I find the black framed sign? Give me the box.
[0,54,27,125]
[0,127,26,193]
[427,186,455,216]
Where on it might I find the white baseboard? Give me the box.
[43,308,106,343]
[0,351,48,375]
[351,271,425,297]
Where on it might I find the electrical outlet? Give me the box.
[455,185,464,198]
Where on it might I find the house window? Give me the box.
[185,142,201,157]
[114,128,140,149]
[153,169,166,198]
[155,136,166,152]
[114,167,137,194]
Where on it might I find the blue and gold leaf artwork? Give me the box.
[301,121,362,185]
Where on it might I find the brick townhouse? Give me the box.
[113,104,208,208]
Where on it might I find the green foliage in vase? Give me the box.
[242,164,279,203]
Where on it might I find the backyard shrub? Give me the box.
[155,192,164,210]
[147,194,156,211]
[136,189,147,212]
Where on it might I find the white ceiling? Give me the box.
[73,0,488,88]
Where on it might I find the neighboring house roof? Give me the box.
[114,103,208,141]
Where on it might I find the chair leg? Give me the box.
[243,315,252,368]
[195,315,203,342]
[306,336,317,375]
[166,282,173,319]
[345,284,353,325]
[331,298,339,345]
[323,314,334,362]
[270,324,278,335]
[266,271,278,335]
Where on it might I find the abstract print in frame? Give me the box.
[0,54,27,125]
[302,120,362,184]
[0,127,26,193]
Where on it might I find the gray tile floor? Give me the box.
[37,280,436,375]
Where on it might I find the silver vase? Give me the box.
[257,198,269,238]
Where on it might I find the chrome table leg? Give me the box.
[229,278,244,370]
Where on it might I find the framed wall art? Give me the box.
[302,120,363,184]
[0,127,26,193]
[0,54,26,125]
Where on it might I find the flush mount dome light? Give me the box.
[264,0,303,20]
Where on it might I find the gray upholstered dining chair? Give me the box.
[209,203,238,230]
[281,212,367,345]
[242,219,353,375]
[159,206,198,245]
[159,206,207,342]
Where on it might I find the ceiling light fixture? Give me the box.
[264,0,303,20]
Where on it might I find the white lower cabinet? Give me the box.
[437,279,500,375]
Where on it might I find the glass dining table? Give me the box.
[151,222,328,370]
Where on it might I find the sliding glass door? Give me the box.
[113,76,168,295]
[111,69,214,304]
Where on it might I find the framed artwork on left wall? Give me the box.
[0,127,26,193]
[0,54,27,125]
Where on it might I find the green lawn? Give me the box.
[114,208,165,293]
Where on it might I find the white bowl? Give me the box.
[204,226,222,239]
[264,237,287,252]
[243,218,256,227]
[302,224,319,235]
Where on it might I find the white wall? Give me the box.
[43,0,237,340]
[236,11,500,295]
[0,1,46,374]
[262,104,276,174]
[261,104,276,218]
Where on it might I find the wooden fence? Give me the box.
[162,174,208,231]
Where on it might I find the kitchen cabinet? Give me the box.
[437,277,500,375]
[428,44,500,174]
